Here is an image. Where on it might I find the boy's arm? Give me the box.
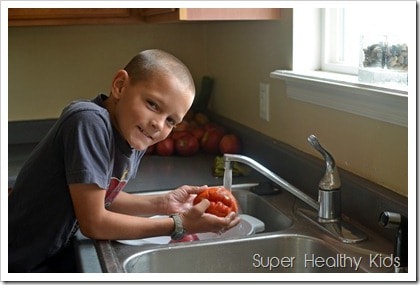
[105,190,167,216]
[69,183,239,241]
[106,185,207,216]
[69,183,174,240]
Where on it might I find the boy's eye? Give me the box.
[146,99,177,128]
[147,100,158,111]
[166,118,177,127]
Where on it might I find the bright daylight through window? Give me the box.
[322,7,409,90]
[271,4,413,127]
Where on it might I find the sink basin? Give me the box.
[116,187,291,246]
[95,185,392,274]
[231,188,292,232]
[123,234,365,273]
[135,185,292,234]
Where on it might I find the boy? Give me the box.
[9,49,240,273]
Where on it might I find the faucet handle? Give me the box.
[308,135,341,191]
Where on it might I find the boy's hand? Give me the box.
[181,200,241,234]
[164,185,207,214]
[164,185,240,234]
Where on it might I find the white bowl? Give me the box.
[197,214,265,240]
[117,214,265,246]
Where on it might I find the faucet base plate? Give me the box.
[297,208,368,244]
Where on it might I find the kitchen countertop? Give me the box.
[125,153,265,193]
[8,143,266,191]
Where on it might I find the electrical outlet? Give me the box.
[259,83,270,121]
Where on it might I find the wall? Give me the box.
[8,12,408,197]
[204,9,408,197]
[8,23,207,120]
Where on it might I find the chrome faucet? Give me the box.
[223,153,319,210]
[223,134,367,243]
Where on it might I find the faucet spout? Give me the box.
[223,149,367,243]
[223,154,319,211]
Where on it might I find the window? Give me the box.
[271,5,414,127]
[322,8,359,75]
[322,7,410,82]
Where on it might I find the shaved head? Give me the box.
[124,49,195,96]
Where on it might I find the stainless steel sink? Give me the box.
[232,188,292,232]
[123,234,363,273]
[94,184,394,274]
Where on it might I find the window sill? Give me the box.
[270,70,408,127]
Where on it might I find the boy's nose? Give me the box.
[151,117,165,132]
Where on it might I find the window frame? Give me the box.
[321,8,359,75]
[271,7,411,128]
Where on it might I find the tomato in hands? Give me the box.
[193,186,239,217]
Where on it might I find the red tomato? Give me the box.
[194,112,209,125]
[156,137,175,156]
[174,120,190,132]
[219,134,242,154]
[171,130,190,140]
[201,128,226,154]
[190,127,205,141]
[193,187,239,217]
[175,133,199,156]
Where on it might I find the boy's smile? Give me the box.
[137,126,153,141]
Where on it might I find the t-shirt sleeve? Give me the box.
[60,110,113,189]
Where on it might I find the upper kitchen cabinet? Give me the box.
[8,8,282,27]
[8,8,143,26]
[139,8,282,23]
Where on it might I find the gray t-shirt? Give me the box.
[9,94,145,272]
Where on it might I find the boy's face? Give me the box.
[110,72,194,151]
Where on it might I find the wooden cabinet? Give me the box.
[8,8,143,26]
[139,8,281,23]
[9,8,281,27]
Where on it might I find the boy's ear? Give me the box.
[111,70,129,97]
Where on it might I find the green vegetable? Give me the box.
[213,156,251,177]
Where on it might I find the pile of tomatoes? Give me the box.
[146,111,242,157]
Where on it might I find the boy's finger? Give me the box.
[192,198,210,214]
[183,185,208,195]
[224,213,241,229]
